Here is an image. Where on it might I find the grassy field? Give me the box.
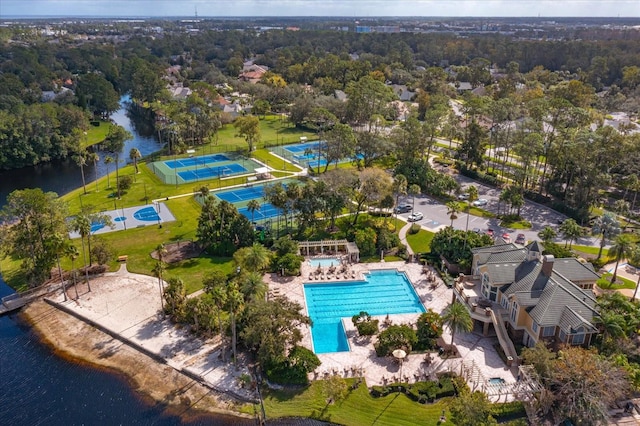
[597,274,637,290]
[499,218,532,229]
[252,379,453,426]
[572,244,610,258]
[406,228,435,254]
[83,121,112,148]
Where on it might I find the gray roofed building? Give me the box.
[457,241,600,357]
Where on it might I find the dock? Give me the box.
[0,283,60,316]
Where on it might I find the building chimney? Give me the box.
[542,254,554,277]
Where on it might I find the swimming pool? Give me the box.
[304,269,425,354]
[309,257,341,268]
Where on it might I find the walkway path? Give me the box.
[397,222,414,256]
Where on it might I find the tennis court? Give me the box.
[178,163,247,182]
[164,154,230,169]
[237,202,281,221]
[284,141,322,154]
[215,185,267,203]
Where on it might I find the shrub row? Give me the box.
[370,377,456,403]
[491,401,527,422]
[456,163,502,187]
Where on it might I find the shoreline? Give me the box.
[21,299,253,424]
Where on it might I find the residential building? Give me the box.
[453,241,600,362]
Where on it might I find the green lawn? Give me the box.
[499,219,532,229]
[252,148,302,173]
[467,207,496,219]
[406,228,435,254]
[83,121,112,148]
[253,379,453,426]
[598,273,637,290]
[572,245,609,258]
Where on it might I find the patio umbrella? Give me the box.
[392,349,407,383]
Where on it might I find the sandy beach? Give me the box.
[21,278,253,423]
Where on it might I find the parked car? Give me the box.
[457,193,469,200]
[395,204,412,213]
[502,233,511,243]
[473,198,488,206]
[515,233,526,245]
[472,227,482,234]
[408,212,424,222]
[486,228,495,237]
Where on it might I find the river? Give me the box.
[0,98,242,425]
[0,95,163,209]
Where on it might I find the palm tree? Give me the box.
[595,312,626,341]
[609,234,635,283]
[247,199,261,224]
[628,246,640,301]
[152,260,166,317]
[129,148,141,174]
[393,174,408,226]
[66,245,80,300]
[49,233,69,302]
[592,212,621,260]
[71,213,92,289]
[104,156,114,189]
[442,302,473,348]
[74,152,88,195]
[537,226,557,245]
[408,184,421,212]
[104,125,133,199]
[240,271,269,302]
[462,186,479,251]
[233,243,272,273]
[559,218,583,249]
[87,152,100,192]
[446,201,462,227]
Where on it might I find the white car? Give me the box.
[473,199,488,207]
[408,212,424,222]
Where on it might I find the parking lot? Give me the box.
[397,174,601,247]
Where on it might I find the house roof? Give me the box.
[473,243,525,265]
[479,242,599,331]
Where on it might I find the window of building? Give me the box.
[542,326,555,337]
[510,301,518,322]
[532,321,538,334]
[572,327,585,345]
[559,329,566,341]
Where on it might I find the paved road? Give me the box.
[397,173,601,248]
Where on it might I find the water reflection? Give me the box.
[0,96,163,208]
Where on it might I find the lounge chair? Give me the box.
[351,271,356,279]
[309,273,314,280]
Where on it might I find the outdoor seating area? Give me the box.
[307,262,358,281]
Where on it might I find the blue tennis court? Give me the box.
[164,154,230,169]
[238,203,281,221]
[308,159,328,169]
[215,185,266,203]
[284,141,322,154]
[178,163,247,182]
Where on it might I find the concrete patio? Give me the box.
[264,260,519,398]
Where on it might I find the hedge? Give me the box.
[370,377,456,403]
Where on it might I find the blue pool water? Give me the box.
[488,377,506,385]
[309,257,341,268]
[304,270,425,354]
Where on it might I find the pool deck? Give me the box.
[264,260,518,399]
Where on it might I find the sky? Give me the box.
[1,0,639,18]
